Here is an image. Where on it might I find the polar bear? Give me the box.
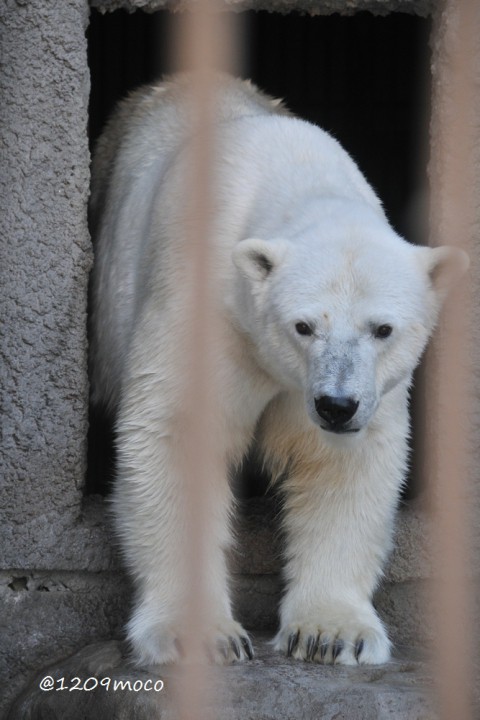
[89,74,467,666]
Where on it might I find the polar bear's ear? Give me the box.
[232,239,288,282]
[419,245,470,302]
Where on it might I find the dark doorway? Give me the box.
[86,9,431,497]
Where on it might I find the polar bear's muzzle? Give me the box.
[314,395,360,434]
[307,339,379,433]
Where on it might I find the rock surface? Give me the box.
[6,637,435,720]
[0,496,431,718]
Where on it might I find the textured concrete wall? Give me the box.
[91,0,434,16]
[0,0,93,714]
[427,1,480,561]
[1,0,91,567]
[427,7,480,697]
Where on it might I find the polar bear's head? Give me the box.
[232,202,468,436]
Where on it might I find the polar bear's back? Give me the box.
[90,74,288,222]
[89,75,289,411]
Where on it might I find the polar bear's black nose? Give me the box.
[315,395,359,429]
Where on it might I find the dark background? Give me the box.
[86,9,431,496]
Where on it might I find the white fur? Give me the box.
[89,74,468,666]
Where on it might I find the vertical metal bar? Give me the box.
[171,3,237,719]
[427,1,477,717]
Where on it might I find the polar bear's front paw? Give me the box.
[274,604,391,665]
[128,615,254,667]
[211,620,255,664]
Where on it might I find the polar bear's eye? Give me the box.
[295,322,314,336]
[374,324,393,339]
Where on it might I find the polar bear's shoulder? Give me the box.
[126,72,291,122]
[90,73,289,220]
[103,72,290,141]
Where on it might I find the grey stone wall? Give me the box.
[0,0,94,714]
[1,0,91,567]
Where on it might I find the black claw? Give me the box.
[287,630,300,657]
[306,635,320,661]
[332,638,344,662]
[354,638,364,662]
[229,636,241,660]
[320,639,329,660]
[240,635,254,660]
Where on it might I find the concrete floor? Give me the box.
[7,635,435,720]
